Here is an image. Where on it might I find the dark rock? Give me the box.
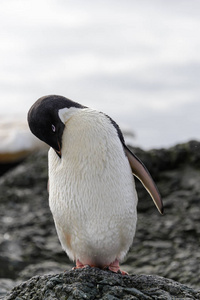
[0,161,23,177]
[1,141,200,297]
[4,268,200,300]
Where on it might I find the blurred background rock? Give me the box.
[0,141,200,297]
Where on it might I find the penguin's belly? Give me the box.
[49,148,137,267]
[48,112,138,266]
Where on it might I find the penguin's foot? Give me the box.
[73,259,90,270]
[73,259,128,275]
[103,259,128,275]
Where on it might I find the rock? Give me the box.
[0,160,25,177]
[4,268,200,300]
[0,279,20,300]
[0,141,200,297]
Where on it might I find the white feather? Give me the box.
[48,108,138,267]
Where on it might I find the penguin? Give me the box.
[28,95,163,274]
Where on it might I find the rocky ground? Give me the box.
[0,141,200,298]
[4,267,200,300]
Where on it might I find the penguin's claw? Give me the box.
[104,266,128,275]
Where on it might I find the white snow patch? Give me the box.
[0,117,45,153]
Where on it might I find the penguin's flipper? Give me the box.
[124,144,164,215]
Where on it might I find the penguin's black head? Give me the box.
[28,95,85,158]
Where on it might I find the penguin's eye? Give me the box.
[51,124,56,132]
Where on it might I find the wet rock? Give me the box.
[4,268,200,300]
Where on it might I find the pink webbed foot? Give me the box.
[73,259,128,275]
[104,259,128,275]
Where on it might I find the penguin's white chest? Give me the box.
[48,109,138,266]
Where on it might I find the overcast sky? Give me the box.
[1,0,200,149]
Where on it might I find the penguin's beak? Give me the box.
[54,141,62,158]
[55,149,61,158]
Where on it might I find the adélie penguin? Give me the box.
[28,95,163,274]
